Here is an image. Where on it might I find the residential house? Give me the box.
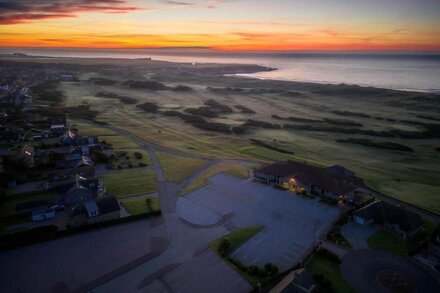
[69,144,102,158]
[32,207,55,222]
[254,160,362,200]
[20,144,35,167]
[67,196,121,228]
[353,200,423,239]
[427,225,440,259]
[56,176,105,206]
[51,155,95,182]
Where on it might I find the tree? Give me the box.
[263,263,279,276]
[134,152,143,159]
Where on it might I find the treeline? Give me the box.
[95,92,137,104]
[336,138,414,152]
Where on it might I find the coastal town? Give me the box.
[1,55,439,293]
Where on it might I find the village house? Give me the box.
[20,144,35,168]
[49,156,95,182]
[56,176,106,207]
[67,196,121,228]
[353,200,423,239]
[254,160,364,201]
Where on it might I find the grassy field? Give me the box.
[367,223,435,256]
[209,226,265,287]
[307,254,353,293]
[100,168,157,198]
[102,135,139,149]
[121,197,160,215]
[181,162,255,194]
[155,151,207,183]
[57,71,440,215]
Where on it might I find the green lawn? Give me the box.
[181,162,254,195]
[209,226,266,287]
[209,226,264,252]
[121,197,160,215]
[100,168,157,198]
[367,224,433,257]
[156,151,206,183]
[307,254,353,293]
[0,192,57,218]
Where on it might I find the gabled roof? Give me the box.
[256,160,360,195]
[354,200,423,233]
[84,201,99,218]
[96,196,120,214]
[56,156,94,169]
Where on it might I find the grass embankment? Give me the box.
[181,162,253,194]
[367,222,436,256]
[307,249,353,293]
[210,226,269,287]
[122,197,160,216]
[100,168,157,198]
[156,151,206,183]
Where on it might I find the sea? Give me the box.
[1,48,439,93]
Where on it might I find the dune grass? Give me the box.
[100,168,157,198]
[181,162,254,195]
[156,151,206,183]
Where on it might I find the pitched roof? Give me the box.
[354,200,423,233]
[96,196,120,214]
[256,160,359,195]
[84,201,99,218]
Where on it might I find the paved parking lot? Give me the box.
[180,173,341,270]
[142,248,252,293]
[0,217,167,293]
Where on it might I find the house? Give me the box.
[427,225,440,259]
[67,196,120,228]
[20,144,35,167]
[60,128,79,145]
[254,160,362,200]
[69,144,102,158]
[353,200,423,239]
[32,207,55,222]
[49,165,95,182]
[56,177,106,206]
[56,156,94,169]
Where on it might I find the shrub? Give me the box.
[313,273,333,289]
[315,248,341,263]
[134,152,143,159]
[145,198,152,211]
[218,238,232,256]
[117,165,122,170]
[263,262,279,276]
[248,265,260,276]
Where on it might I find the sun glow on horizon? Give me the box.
[0,0,439,52]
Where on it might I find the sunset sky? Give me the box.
[0,0,439,51]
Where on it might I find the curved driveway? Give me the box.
[341,249,440,293]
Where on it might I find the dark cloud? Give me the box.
[164,1,195,5]
[0,0,142,25]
